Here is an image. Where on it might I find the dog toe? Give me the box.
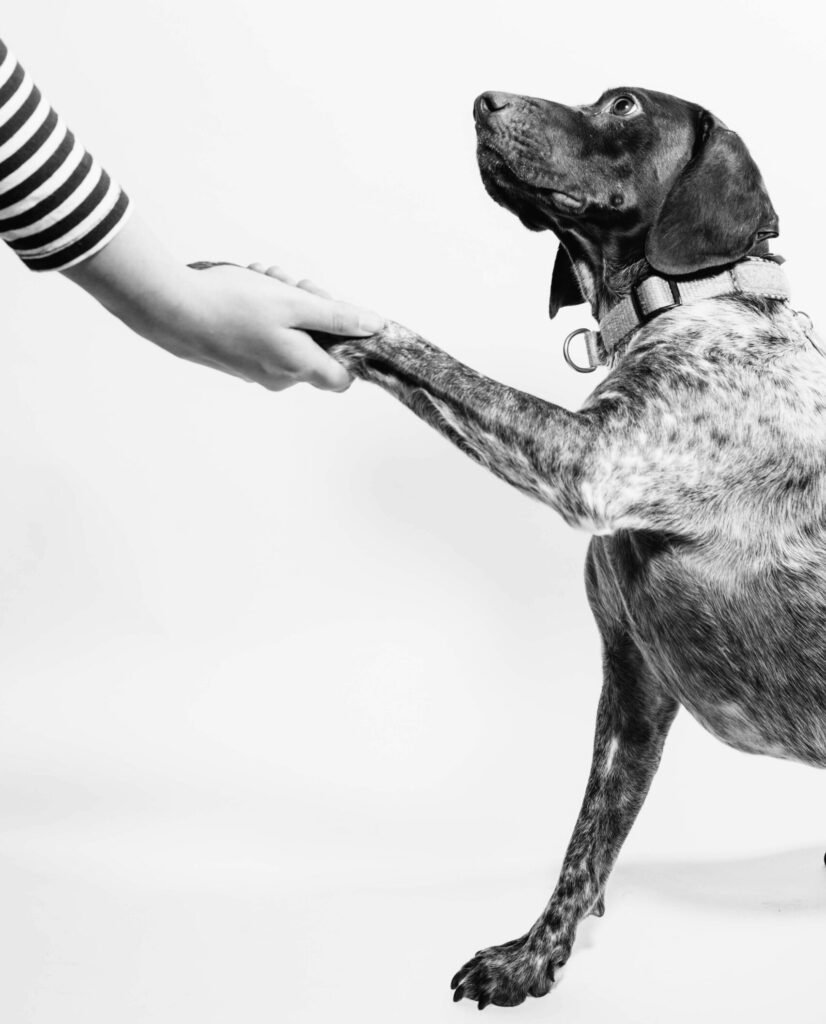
[450,932,565,1008]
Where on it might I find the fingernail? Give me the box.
[358,312,385,334]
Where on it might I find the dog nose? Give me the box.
[474,91,512,122]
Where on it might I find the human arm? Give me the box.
[0,36,382,391]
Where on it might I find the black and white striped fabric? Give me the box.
[0,38,130,271]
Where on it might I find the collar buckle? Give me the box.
[629,277,682,325]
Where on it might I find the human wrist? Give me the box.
[64,216,211,357]
[118,263,211,356]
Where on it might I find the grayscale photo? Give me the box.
[0,3,823,1022]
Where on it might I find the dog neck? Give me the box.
[558,228,774,322]
[559,252,792,373]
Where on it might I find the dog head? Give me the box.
[473,87,778,316]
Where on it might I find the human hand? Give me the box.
[63,215,385,392]
[183,260,384,391]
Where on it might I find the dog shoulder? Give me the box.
[571,299,826,536]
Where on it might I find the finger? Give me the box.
[308,365,353,392]
[291,290,384,337]
[297,278,333,300]
[305,356,353,392]
[247,263,300,286]
[265,265,299,286]
[276,328,353,393]
[259,377,297,393]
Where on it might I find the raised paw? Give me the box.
[450,929,570,1009]
[321,320,424,378]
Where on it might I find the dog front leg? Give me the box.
[327,323,596,527]
[450,634,679,1008]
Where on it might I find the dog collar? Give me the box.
[562,257,792,373]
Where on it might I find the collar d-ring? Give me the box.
[563,327,600,373]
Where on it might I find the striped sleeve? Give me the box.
[0,38,131,272]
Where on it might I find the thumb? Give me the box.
[291,290,385,337]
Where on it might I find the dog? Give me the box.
[322,86,826,1008]
[205,86,826,1009]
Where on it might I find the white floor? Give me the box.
[0,822,823,1023]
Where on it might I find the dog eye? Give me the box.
[610,95,637,116]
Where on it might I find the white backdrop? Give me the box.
[1,2,824,1021]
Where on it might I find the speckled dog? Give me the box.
[328,87,826,1008]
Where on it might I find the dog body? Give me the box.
[325,87,826,1008]
[585,297,826,768]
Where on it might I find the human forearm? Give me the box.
[62,214,206,357]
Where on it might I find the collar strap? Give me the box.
[562,257,792,373]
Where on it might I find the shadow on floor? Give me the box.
[612,845,826,915]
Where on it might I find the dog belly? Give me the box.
[671,686,826,766]
[641,610,826,768]
[587,534,826,768]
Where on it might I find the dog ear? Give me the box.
[549,243,585,318]
[645,111,778,276]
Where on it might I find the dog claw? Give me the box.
[450,931,570,1010]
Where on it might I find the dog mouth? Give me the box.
[477,143,585,227]
[543,189,585,212]
[474,142,585,222]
